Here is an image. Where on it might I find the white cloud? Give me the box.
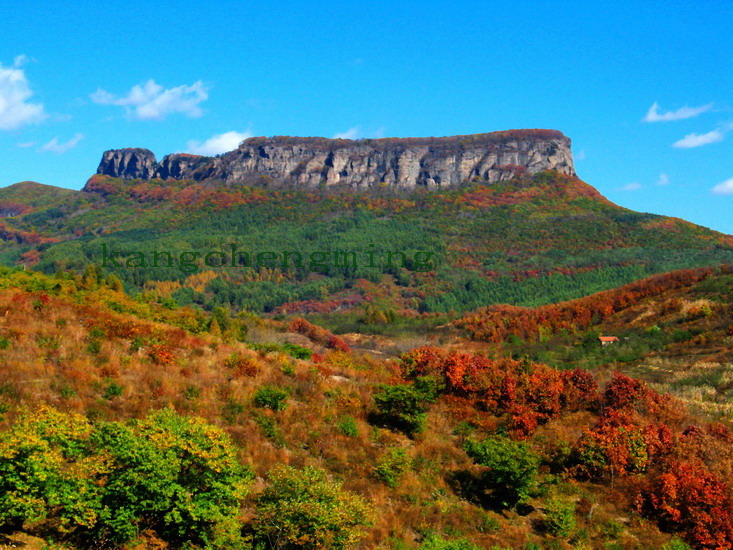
[643,101,713,122]
[672,129,725,148]
[657,173,670,186]
[711,178,733,196]
[622,182,642,191]
[40,133,83,154]
[0,57,47,130]
[91,79,208,120]
[575,149,586,161]
[186,130,252,156]
[16,141,35,148]
[333,126,361,139]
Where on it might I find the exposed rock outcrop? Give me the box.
[97,148,158,180]
[156,154,215,180]
[94,129,575,189]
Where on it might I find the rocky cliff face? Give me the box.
[94,129,575,188]
[156,154,214,180]
[97,148,158,180]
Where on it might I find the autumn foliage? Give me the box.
[288,317,350,352]
[458,267,715,342]
[398,346,733,548]
[569,372,733,548]
[0,223,59,245]
[635,460,733,548]
[399,346,597,437]
[0,267,732,548]
[242,129,566,151]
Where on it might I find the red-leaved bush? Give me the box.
[399,346,598,437]
[635,459,733,549]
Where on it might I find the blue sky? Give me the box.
[1,0,732,233]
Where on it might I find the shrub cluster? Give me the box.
[372,380,437,435]
[253,465,373,549]
[288,317,350,352]
[400,346,597,437]
[0,406,375,549]
[0,406,252,548]
[254,386,289,411]
[464,435,541,507]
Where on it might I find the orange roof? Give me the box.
[598,336,620,342]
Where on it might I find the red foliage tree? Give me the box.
[399,346,601,437]
[635,460,733,549]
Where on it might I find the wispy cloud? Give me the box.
[622,182,642,191]
[672,129,725,149]
[711,178,733,196]
[91,79,208,120]
[13,55,32,66]
[16,141,35,148]
[333,126,362,140]
[332,126,385,140]
[41,133,84,154]
[574,149,586,161]
[643,101,713,123]
[0,56,47,130]
[186,130,252,156]
[657,173,670,186]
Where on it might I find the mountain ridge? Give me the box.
[94,128,576,188]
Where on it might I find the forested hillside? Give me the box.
[0,171,731,317]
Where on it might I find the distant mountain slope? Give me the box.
[457,266,721,343]
[0,167,731,315]
[0,181,78,210]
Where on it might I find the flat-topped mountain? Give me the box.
[95,129,575,188]
[3,127,730,318]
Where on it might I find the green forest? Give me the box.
[1,171,732,316]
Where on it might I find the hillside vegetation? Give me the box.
[457,265,733,423]
[0,268,731,549]
[0,171,732,316]
[1,168,733,548]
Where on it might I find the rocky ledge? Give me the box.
[94,129,575,188]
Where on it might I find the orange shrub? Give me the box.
[288,317,351,352]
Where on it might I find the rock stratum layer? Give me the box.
[95,129,575,188]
